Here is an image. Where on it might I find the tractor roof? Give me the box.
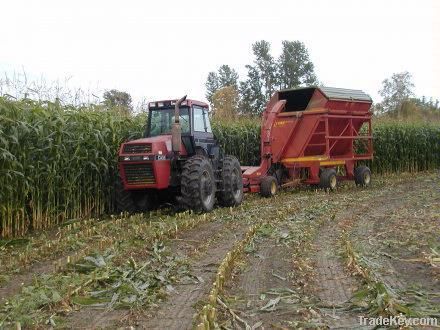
[148,99,209,109]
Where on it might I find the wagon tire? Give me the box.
[114,174,137,213]
[181,155,216,212]
[320,168,337,191]
[217,155,244,207]
[260,176,278,197]
[355,165,371,187]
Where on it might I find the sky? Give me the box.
[1,0,439,105]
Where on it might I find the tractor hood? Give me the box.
[119,135,187,156]
[128,135,172,147]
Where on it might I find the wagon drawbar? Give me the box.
[242,86,373,196]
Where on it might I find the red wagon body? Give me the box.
[242,87,373,194]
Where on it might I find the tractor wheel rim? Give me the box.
[270,181,276,195]
[330,175,337,189]
[363,172,371,185]
[201,171,213,205]
[231,168,241,199]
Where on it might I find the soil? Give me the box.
[0,250,79,304]
[221,235,296,328]
[311,218,364,329]
[348,174,440,309]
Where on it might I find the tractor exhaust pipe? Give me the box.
[172,95,187,154]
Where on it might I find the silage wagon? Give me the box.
[242,87,373,196]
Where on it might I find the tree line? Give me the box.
[376,71,440,121]
[205,40,318,117]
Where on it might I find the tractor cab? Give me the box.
[146,99,217,157]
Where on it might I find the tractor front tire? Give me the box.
[114,175,137,213]
[320,168,337,191]
[218,155,243,207]
[354,165,371,187]
[260,176,278,197]
[181,156,216,212]
[132,191,152,212]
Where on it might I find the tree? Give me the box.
[204,40,319,116]
[251,40,278,100]
[277,40,318,89]
[239,65,266,116]
[211,86,239,119]
[205,65,239,105]
[205,72,219,105]
[378,71,415,114]
[218,65,239,89]
[102,89,133,115]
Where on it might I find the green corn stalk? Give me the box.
[0,97,145,237]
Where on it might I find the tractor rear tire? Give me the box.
[260,176,278,197]
[217,155,244,207]
[181,156,216,212]
[114,175,137,213]
[320,168,337,191]
[354,165,371,187]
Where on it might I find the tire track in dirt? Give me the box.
[136,220,251,330]
[311,187,404,329]
[223,235,296,328]
[346,174,440,314]
[62,219,237,329]
[312,215,365,329]
[0,250,79,304]
[312,174,439,329]
[217,193,353,329]
[217,177,427,329]
[0,212,186,304]
[121,194,312,329]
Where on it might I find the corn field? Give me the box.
[1,97,439,237]
[0,97,145,237]
[213,120,440,173]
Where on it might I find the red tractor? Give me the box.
[116,96,243,213]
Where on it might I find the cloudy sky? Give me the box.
[1,0,438,105]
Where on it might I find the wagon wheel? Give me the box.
[260,176,278,197]
[320,168,337,191]
[354,166,371,187]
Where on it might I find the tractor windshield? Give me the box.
[147,107,190,137]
